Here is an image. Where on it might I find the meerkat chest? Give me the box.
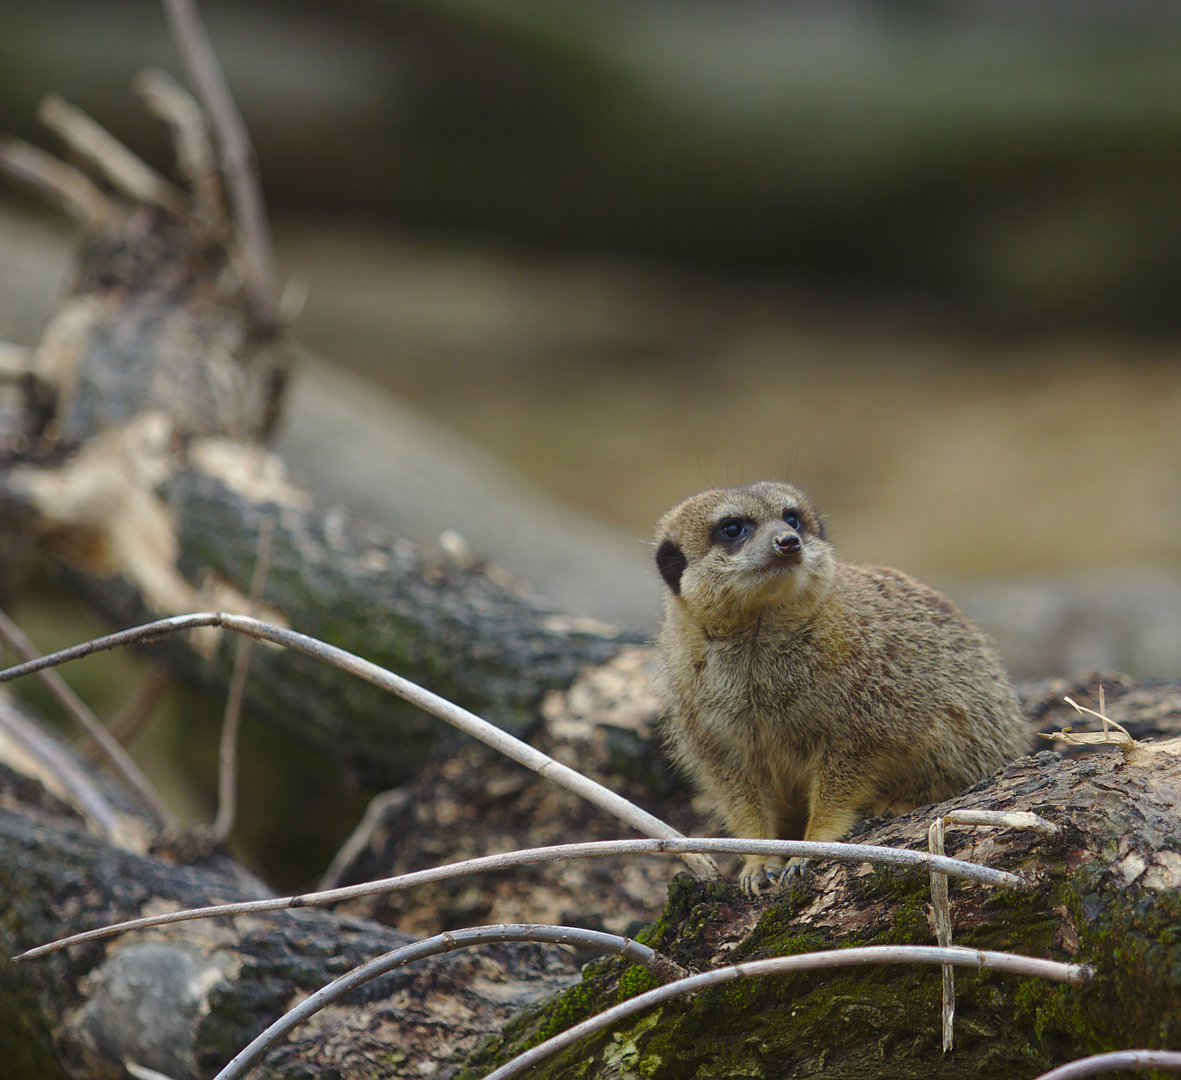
[685,629,819,743]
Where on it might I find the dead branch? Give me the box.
[0,605,171,826]
[134,68,229,236]
[37,93,189,216]
[161,0,278,329]
[0,612,718,878]
[0,136,116,228]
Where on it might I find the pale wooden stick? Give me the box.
[160,0,278,328]
[927,815,955,1051]
[37,93,189,215]
[943,809,1057,835]
[13,836,1027,962]
[0,136,116,229]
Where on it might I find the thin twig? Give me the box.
[104,666,171,747]
[317,786,406,890]
[13,836,1026,962]
[0,612,719,880]
[1031,1051,1181,1079]
[133,67,228,237]
[160,0,278,329]
[483,947,1091,1080]
[211,518,273,842]
[212,924,688,1080]
[37,93,189,216]
[0,696,126,844]
[0,606,172,828]
[0,136,116,229]
[1063,693,1134,741]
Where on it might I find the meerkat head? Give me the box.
[655,482,836,629]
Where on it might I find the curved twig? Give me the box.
[484,946,1092,1080]
[1031,1051,1181,1079]
[0,606,172,828]
[211,519,272,842]
[0,612,718,879]
[211,923,685,1080]
[12,834,1026,962]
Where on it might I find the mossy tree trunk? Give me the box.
[470,678,1181,1079]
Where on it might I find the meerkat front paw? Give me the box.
[774,856,812,888]
[739,855,814,895]
[739,855,787,896]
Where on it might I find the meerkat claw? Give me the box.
[775,857,811,888]
[740,856,788,896]
[740,871,768,897]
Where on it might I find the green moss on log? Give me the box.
[464,862,1181,1079]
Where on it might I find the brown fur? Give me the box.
[654,481,1030,891]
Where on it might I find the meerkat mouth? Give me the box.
[736,556,806,606]
[752,548,803,575]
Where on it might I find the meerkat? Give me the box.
[654,481,1030,893]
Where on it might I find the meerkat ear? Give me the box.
[655,539,688,594]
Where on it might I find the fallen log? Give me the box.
[4,673,1181,1079]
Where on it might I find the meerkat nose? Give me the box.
[772,531,802,557]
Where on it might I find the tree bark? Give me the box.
[468,674,1181,1080]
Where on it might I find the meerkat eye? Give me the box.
[714,517,750,544]
[783,510,802,531]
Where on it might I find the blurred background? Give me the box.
[3,0,1181,881]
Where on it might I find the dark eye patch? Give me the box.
[655,539,688,594]
[783,509,802,531]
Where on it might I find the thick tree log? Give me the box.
[0,709,580,1080]
[0,130,633,789]
[466,674,1181,1080]
[3,674,1181,1079]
